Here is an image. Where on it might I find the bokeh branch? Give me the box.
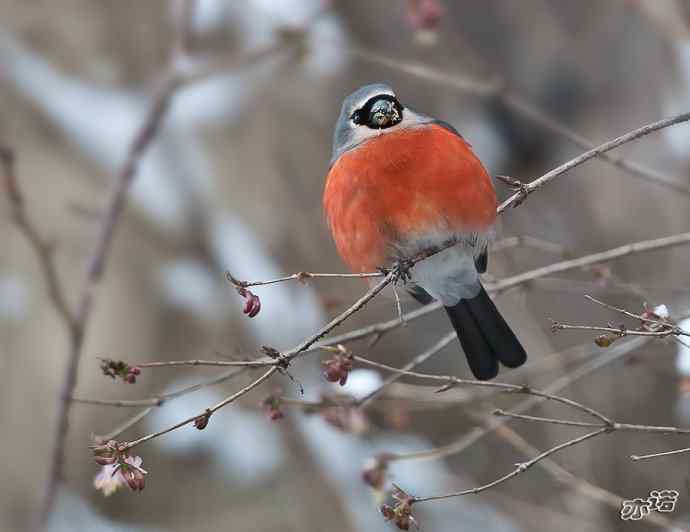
[38,1,198,526]
[1,146,73,328]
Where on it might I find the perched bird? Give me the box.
[323,84,526,380]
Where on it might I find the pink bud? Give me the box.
[238,287,262,318]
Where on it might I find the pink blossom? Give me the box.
[93,455,147,496]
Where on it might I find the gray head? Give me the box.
[331,83,430,164]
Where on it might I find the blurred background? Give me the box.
[2,1,690,531]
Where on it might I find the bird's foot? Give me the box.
[380,258,413,286]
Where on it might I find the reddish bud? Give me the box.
[122,467,145,491]
[362,457,388,490]
[120,456,147,492]
[194,412,211,430]
[100,359,140,384]
[236,287,261,318]
[321,353,353,386]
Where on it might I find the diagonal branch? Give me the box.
[498,112,690,211]
[1,146,74,328]
[411,428,609,503]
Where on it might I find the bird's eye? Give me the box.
[351,110,363,124]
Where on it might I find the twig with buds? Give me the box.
[551,295,689,347]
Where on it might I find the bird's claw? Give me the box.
[382,259,413,286]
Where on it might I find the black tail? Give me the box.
[445,285,527,380]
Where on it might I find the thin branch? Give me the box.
[493,410,606,429]
[412,428,609,503]
[355,331,456,408]
[488,231,690,294]
[73,367,248,408]
[498,93,690,194]
[584,294,690,335]
[551,322,682,339]
[121,367,278,451]
[94,407,154,442]
[227,270,383,288]
[631,447,690,462]
[491,422,690,532]
[498,112,690,212]
[352,354,612,424]
[1,146,74,327]
[136,359,275,369]
[495,409,690,435]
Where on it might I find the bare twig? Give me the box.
[121,367,278,450]
[411,428,609,503]
[355,331,456,408]
[495,409,690,436]
[551,322,684,339]
[136,359,275,369]
[489,231,690,294]
[631,447,690,462]
[498,93,690,194]
[493,410,605,429]
[1,147,73,327]
[352,354,613,424]
[227,270,383,288]
[498,112,690,212]
[72,367,248,408]
[492,422,690,531]
[94,407,155,442]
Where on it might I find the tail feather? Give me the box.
[445,284,527,380]
[446,301,498,380]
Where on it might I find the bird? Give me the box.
[323,83,527,380]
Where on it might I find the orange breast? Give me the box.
[323,124,497,273]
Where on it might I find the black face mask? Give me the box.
[351,95,404,130]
